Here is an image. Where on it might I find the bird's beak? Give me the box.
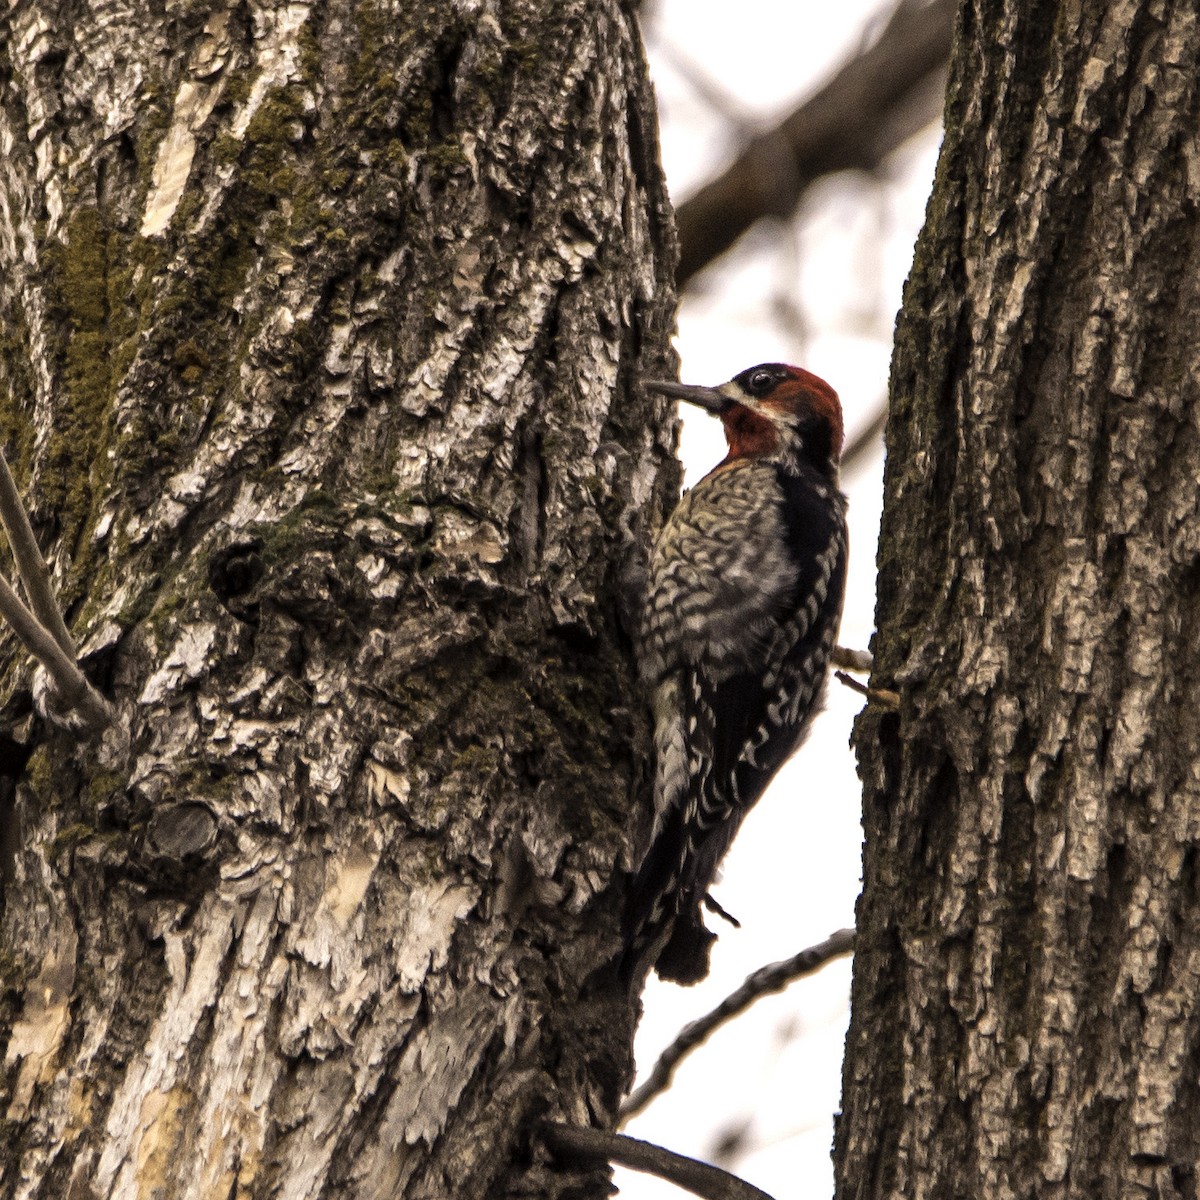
[643,378,730,415]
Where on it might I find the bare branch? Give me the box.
[676,0,955,287]
[0,572,112,732]
[621,928,855,1122]
[0,448,75,657]
[650,36,756,135]
[541,1122,777,1200]
[834,670,900,710]
[841,399,888,476]
[0,447,112,731]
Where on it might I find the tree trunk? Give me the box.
[837,1,1200,1197]
[0,3,677,1196]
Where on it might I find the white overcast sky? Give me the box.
[619,3,942,1197]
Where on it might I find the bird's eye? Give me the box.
[747,369,775,395]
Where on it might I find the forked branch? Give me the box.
[0,447,111,732]
[674,0,955,287]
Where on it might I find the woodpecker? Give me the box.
[624,363,848,985]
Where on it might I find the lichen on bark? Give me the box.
[0,2,677,1196]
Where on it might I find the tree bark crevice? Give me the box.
[837,1,1200,1197]
[1,3,677,1196]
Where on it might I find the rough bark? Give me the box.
[0,2,678,1197]
[837,1,1200,1197]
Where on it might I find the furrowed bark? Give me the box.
[838,1,1200,1197]
[0,3,678,1196]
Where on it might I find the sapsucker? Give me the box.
[624,363,848,985]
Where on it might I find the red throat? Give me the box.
[718,405,778,465]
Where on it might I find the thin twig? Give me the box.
[0,573,111,731]
[840,400,887,476]
[0,448,75,656]
[834,671,900,710]
[541,1122,777,1200]
[0,446,112,730]
[621,928,855,1122]
[649,36,756,136]
[831,645,873,673]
